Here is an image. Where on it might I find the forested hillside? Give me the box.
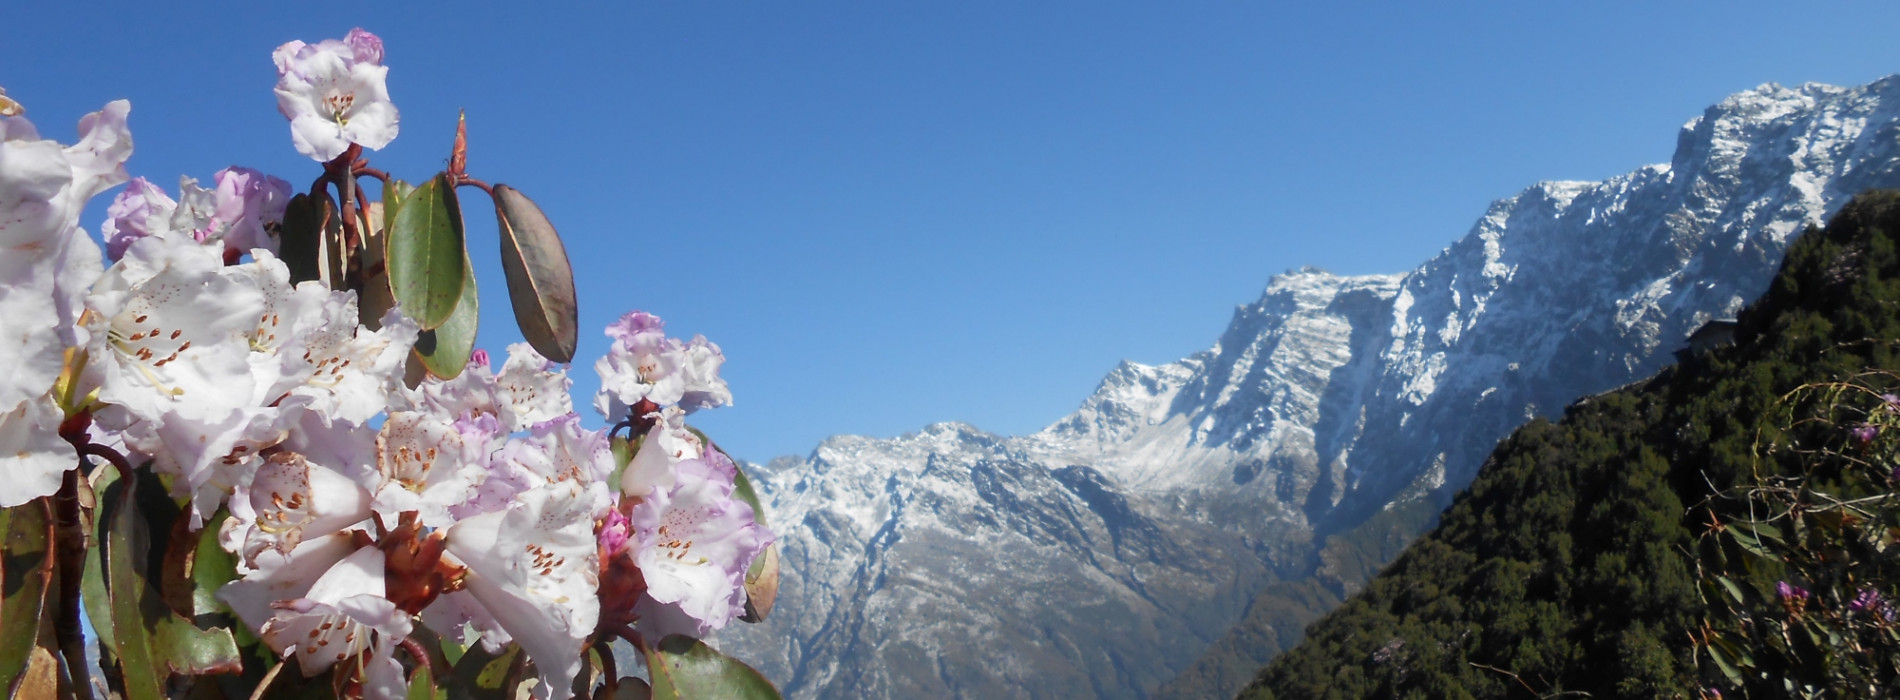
[1241,190,1900,698]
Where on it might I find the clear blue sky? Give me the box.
[9,2,1898,461]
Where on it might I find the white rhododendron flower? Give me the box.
[238,451,374,566]
[594,311,732,422]
[397,343,572,432]
[273,28,399,161]
[100,176,177,260]
[103,168,292,260]
[0,100,129,506]
[626,456,773,639]
[447,479,602,700]
[258,546,410,699]
[212,166,292,255]
[373,411,487,529]
[12,28,781,697]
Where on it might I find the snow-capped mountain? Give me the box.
[719,76,1900,699]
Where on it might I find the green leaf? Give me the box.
[609,434,637,495]
[383,178,415,234]
[151,613,242,678]
[1727,527,1772,558]
[99,469,168,700]
[645,635,781,700]
[81,470,117,659]
[407,660,448,700]
[188,510,240,620]
[1707,638,1747,687]
[279,193,328,285]
[451,641,523,700]
[370,179,416,326]
[1749,522,1784,543]
[492,184,579,363]
[97,469,242,700]
[411,250,479,380]
[1714,575,1749,605]
[0,500,54,693]
[739,543,780,624]
[387,173,468,330]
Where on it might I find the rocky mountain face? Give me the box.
[718,76,1900,699]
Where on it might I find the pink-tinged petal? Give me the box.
[446,481,600,700]
[592,311,731,420]
[0,102,126,411]
[101,177,177,261]
[260,546,410,688]
[375,411,485,529]
[626,458,772,636]
[272,41,309,78]
[272,34,399,161]
[261,269,416,424]
[495,343,572,432]
[302,544,387,605]
[241,451,373,566]
[419,588,509,652]
[65,100,132,205]
[0,396,76,507]
[278,407,380,484]
[47,224,101,351]
[344,28,385,65]
[169,175,219,242]
[212,166,291,256]
[218,532,357,633]
[620,407,701,497]
[138,406,279,529]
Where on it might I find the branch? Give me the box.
[77,443,134,484]
[52,471,93,700]
[449,173,494,196]
[398,637,434,680]
[1468,662,1592,698]
[247,661,284,700]
[594,639,619,693]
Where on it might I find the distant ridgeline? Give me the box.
[1237,190,1900,697]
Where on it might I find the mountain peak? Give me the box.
[724,74,1900,700]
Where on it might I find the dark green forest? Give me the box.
[1238,191,1900,698]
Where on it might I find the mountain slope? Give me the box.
[1242,188,1900,698]
[720,76,1900,699]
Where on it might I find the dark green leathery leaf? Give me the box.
[0,500,54,693]
[96,468,242,700]
[278,193,327,285]
[387,173,468,330]
[412,250,479,380]
[493,184,578,362]
[645,635,781,700]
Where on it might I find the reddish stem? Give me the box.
[53,471,95,700]
[397,637,434,679]
[351,162,390,184]
[450,174,494,196]
[595,639,619,691]
[614,625,645,651]
[77,442,134,484]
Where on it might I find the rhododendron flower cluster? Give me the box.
[0,28,781,700]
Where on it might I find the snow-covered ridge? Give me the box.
[720,75,1900,699]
